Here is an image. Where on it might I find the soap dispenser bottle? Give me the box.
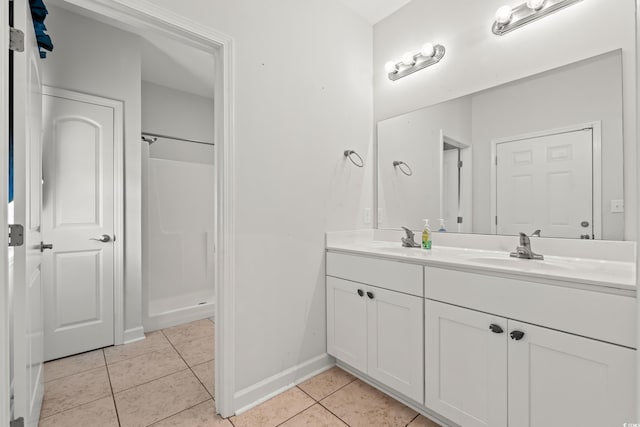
[422,219,432,250]
[438,218,447,232]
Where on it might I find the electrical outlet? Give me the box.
[364,208,372,225]
[610,199,624,213]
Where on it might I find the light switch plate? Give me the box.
[610,199,624,213]
[364,208,372,225]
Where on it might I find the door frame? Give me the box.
[490,121,602,238]
[42,86,125,346]
[439,130,472,233]
[1,0,10,424]
[58,0,237,417]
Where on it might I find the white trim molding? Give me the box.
[234,354,334,415]
[0,1,10,424]
[123,327,146,344]
[59,0,237,417]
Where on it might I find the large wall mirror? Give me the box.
[377,50,624,240]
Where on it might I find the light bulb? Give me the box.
[526,0,546,10]
[420,43,435,58]
[385,61,397,74]
[401,52,415,66]
[495,5,513,25]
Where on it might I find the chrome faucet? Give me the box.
[401,227,420,248]
[510,231,544,260]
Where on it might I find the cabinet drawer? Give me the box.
[327,252,423,297]
[425,267,636,348]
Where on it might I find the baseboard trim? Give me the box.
[336,361,456,427]
[123,326,145,344]
[143,303,215,332]
[234,353,335,415]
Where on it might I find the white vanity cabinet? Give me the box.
[326,252,424,403]
[425,267,637,427]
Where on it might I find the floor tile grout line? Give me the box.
[310,375,358,403]
[271,395,317,427]
[39,393,114,421]
[406,413,420,426]
[315,399,352,427]
[293,386,351,426]
[103,349,123,427]
[142,396,213,427]
[112,367,193,396]
[190,362,215,400]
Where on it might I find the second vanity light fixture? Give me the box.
[385,43,445,81]
[492,0,582,35]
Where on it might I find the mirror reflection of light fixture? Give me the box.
[492,0,582,36]
[386,43,446,81]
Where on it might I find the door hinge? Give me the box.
[495,216,498,225]
[10,417,24,427]
[9,27,24,52]
[458,160,463,168]
[457,217,463,224]
[8,224,24,247]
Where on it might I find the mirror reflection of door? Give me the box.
[495,128,594,239]
[442,144,460,232]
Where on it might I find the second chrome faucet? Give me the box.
[510,231,544,260]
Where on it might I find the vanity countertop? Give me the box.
[327,239,636,295]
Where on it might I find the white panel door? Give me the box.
[496,129,592,238]
[508,320,636,427]
[42,92,115,361]
[425,301,507,427]
[366,287,423,402]
[11,0,45,424]
[326,277,367,373]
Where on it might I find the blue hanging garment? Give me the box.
[29,0,53,58]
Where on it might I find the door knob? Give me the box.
[40,242,53,252]
[90,234,112,243]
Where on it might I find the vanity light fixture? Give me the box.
[492,0,582,36]
[386,42,446,81]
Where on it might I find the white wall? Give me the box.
[40,6,144,335]
[374,0,637,240]
[142,81,214,144]
[128,0,374,402]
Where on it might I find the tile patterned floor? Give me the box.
[40,319,442,427]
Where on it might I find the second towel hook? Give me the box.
[344,150,364,168]
[393,160,413,176]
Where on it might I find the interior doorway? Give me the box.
[5,0,236,421]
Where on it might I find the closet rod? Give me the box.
[141,131,214,146]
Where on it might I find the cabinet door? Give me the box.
[326,277,367,372]
[425,301,507,427]
[508,320,636,427]
[367,287,423,402]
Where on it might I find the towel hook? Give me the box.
[344,150,364,168]
[393,160,413,176]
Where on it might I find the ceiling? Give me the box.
[339,0,413,25]
[48,0,216,98]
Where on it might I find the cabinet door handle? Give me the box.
[510,330,525,341]
[357,289,364,297]
[489,324,504,334]
[366,291,374,299]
